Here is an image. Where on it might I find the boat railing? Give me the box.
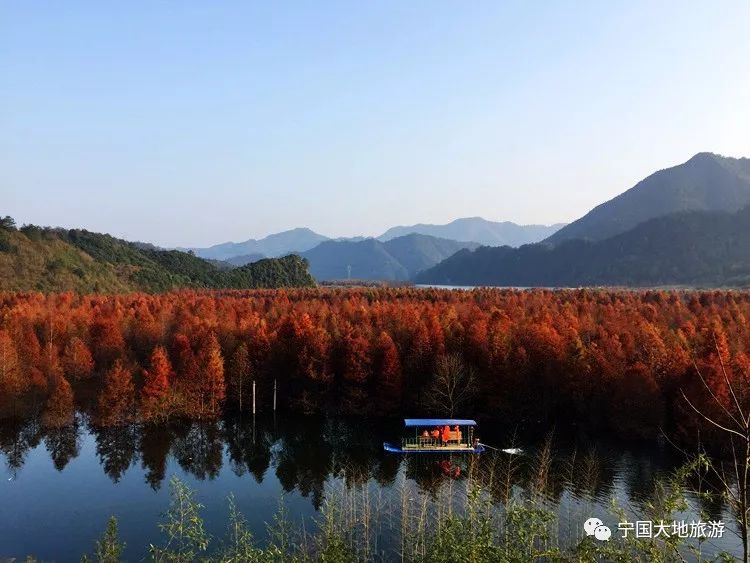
[401,435,470,449]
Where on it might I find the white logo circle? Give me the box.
[584,517,603,536]
[594,525,611,541]
[584,517,611,541]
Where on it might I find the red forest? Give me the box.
[0,287,748,444]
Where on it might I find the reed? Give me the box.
[76,451,739,562]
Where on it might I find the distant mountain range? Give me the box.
[302,234,480,281]
[186,219,563,263]
[419,152,750,287]
[378,217,565,246]
[9,151,748,290]
[417,205,750,287]
[546,152,750,244]
[185,227,328,261]
[0,223,314,293]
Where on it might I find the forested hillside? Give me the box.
[547,152,750,244]
[0,217,315,292]
[417,205,750,287]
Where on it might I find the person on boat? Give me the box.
[441,425,450,446]
[453,425,462,444]
[430,427,440,444]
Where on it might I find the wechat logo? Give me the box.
[584,517,612,541]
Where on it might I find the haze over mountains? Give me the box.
[184,218,563,281]
[187,219,564,262]
[302,234,480,281]
[184,228,328,261]
[379,218,565,246]
[6,151,750,290]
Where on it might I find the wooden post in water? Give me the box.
[252,380,256,415]
[273,378,277,412]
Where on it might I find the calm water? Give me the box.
[0,415,741,561]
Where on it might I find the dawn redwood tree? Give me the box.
[141,345,173,422]
[98,360,135,426]
[228,342,250,413]
[62,337,95,381]
[0,330,24,414]
[42,343,65,385]
[17,323,46,393]
[173,333,199,415]
[198,333,225,418]
[131,304,161,363]
[373,331,402,414]
[337,329,371,413]
[42,374,75,428]
[275,313,331,413]
[89,318,126,370]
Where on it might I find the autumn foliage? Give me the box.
[0,288,749,443]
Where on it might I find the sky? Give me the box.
[2,1,750,247]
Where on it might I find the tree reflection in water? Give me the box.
[0,414,732,521]
[44,418,81,471]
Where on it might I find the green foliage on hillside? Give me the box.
[0,221,315,293]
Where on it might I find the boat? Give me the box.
[383,418,485,453]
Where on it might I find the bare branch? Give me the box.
[680,390,745,440]
[691,359,743,430]
[714,334,747,426]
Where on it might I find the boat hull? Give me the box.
[383,442,485,454]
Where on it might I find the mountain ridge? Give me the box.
[185,227,328,261]
[378,217,565,246]
[417,204,750,287]
[546,152,750,244]
[185,218,564,262]
[0,220,315,293]
[302,233,479,281]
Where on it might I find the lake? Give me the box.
[0,415,741,561]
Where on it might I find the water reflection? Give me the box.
[0,414,718,509]
[0,414,742,559]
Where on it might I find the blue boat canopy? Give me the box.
[404,418,477,427]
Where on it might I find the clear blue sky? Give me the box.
[2,1,749,247]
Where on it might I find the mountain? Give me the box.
[304,239,408,281]
[378,217,565,246]
[302,234,479,281]
[185,219,562,263]
[187,228,329,260]
[383,234,480,276]
[416,205,750,288]
[0,219,315,292]
[225,253,265,267]
[546,153,750,244]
